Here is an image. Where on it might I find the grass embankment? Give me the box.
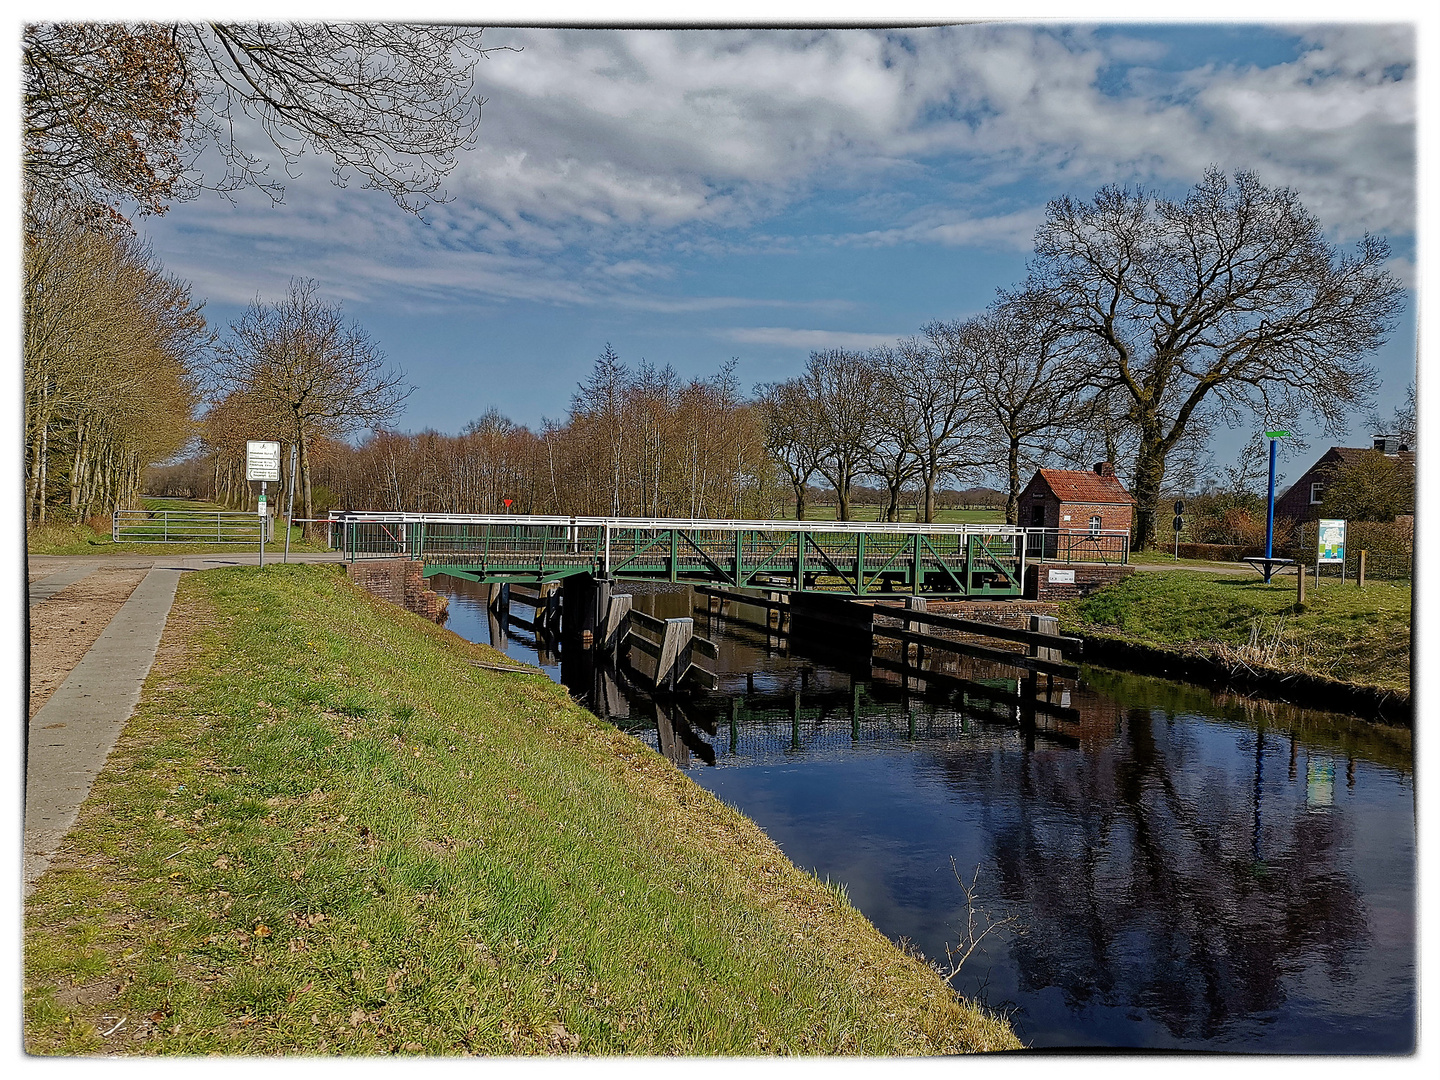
[1059,570,1411,695]
[27,497,325,557]
[24,564,1018,1055]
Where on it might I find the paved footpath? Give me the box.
[24,550,344,894]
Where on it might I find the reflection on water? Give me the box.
[432,576,1415,1052]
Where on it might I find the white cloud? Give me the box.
[144,23,1416,316]
[719,326,902,350]
[434,24,1415,245]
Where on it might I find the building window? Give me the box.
[1310,483,1325,505]
[1089,515,1102,534]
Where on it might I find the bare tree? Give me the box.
[802,350,883,521]
[879,336,989,524]
[24,22,509,216]
[929,294,1088,524]
[211,278,411,533]
[572,344,628,516]
[860,353,923,522]
[756,379,824,520]
[1027,168,1403,548]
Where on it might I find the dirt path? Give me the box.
[28,569,149,718]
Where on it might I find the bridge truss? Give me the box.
[331,513,1036,599]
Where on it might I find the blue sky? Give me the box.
[128,15,1419,485]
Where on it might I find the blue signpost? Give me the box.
[1245,430,1295,582]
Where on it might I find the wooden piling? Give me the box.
[1297,563,1307,607]
[600,593,633,654]
[904,596,928,692]
[542,582,561,634]
[654,617,694,692]
[1358,549,1367,588]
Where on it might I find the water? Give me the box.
[434,576,1416,1052]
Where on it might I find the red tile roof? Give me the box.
[1030,468,1135,505]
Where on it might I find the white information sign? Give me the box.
[1317,519,1347,564]
[246,440,281,482]
[1048,568,1076,584]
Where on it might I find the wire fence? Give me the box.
[1287,520,1413,582]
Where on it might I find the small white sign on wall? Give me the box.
[1048,568,1076,584]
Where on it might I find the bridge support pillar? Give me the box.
[562,574,601,648]
[789,592,874,657]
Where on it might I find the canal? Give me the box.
[434,575,1416,1053]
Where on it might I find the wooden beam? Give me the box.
[872,604,1083,654]
[872,625,1079,679]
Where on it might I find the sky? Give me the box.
[22,8,1429,488]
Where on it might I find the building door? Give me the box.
[1030,504,1047,528]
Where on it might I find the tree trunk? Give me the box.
[1005,439,1022,526]
[300,429,315,539]
[884,479,902,522]
[37,421,49,523]
[1131,436,1167,550]
[70,417,85,512]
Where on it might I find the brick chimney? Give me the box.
[1094,461,1116,478]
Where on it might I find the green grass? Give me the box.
[24,564,1018,1056]
[1060,570,1411,693]
[1127,550,1253,569]
[142,496,234,512]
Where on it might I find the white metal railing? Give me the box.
[325,511,1027,537]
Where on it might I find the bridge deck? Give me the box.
[330,513,1123,599]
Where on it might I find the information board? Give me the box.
[1317,518,1347,564]
[246,440,281,482]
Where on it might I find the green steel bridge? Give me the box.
[329,513,1052,599]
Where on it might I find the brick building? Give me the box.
[1018,462,1135,534]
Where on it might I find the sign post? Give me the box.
[1317,518,1347,586]
[246,440,281,568]
[1243,431,1294,582]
